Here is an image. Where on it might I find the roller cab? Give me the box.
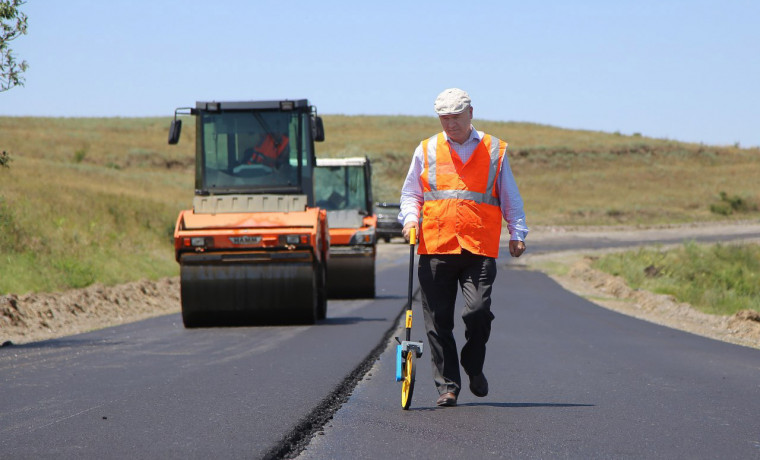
[169,100,329,327]
[315,157,376,298]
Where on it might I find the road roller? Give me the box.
[314,157,376,298]
[168,99,330,327]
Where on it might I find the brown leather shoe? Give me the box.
[436,392,457,407]
[469,373,488,397]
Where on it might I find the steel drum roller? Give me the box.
[326,249,375,298]
[180,253,318,327]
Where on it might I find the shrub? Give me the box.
[73,148,87,163]
[0,150,10,168]
[710,191,759,215]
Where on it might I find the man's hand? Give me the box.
[509,240,526,258]
[402,222,418,243]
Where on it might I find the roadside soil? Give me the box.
[0,277,181,346]
[1,222,759,348]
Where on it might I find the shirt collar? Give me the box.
[444,125,480,145]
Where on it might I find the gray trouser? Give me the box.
[418,251,496,395]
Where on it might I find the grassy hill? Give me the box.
[1,115,759,295]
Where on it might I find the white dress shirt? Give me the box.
[398,126,529,242]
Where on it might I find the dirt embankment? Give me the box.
[1,223,759,348]
[1,278,181,346]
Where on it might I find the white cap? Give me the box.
[434,88,471,115]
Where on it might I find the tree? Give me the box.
[0,0,28,92]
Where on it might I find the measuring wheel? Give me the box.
[395,227,424,410]
[401,350,417,410]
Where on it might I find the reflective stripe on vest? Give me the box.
[423,189,500,206]
[418,132,507,257]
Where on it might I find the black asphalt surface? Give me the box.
[0,259,409,459]
[2,227,760,459]
[299,265,760,459]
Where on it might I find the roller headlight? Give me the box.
[349,227,376,245]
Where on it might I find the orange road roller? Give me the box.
[168,99,329,327]
[315,157,377,298]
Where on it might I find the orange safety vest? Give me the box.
[248,134,289,167]
[418,132,507,257]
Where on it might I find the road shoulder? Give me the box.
[521,222,760,350]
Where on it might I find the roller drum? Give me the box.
[326,250,375,298]
[180,258,317,327]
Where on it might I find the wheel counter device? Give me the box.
[167,100,330,327]
[395,227,424,410]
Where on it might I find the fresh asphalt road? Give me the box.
[2,227,760,459]
[300,261,760,459]
[0,248,413,459]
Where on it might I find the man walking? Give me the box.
[399,88,528,407]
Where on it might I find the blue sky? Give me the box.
[1,0,758,147]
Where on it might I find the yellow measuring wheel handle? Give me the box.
[400,223,419,410]
[406,226,416,329]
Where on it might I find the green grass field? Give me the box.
[592,242,760,315]
[1,114,759,314]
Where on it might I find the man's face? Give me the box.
[438,106,473,144]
